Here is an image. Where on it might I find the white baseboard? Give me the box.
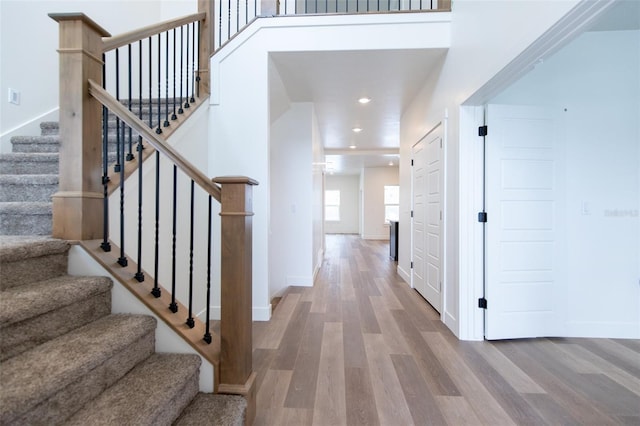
[566,321,640,339]
[362,234,390,240]
[443,311,462,339]
[397,265,411,285]
[286,275,314,287]
[1,107,59,153]
[196,304,272,322]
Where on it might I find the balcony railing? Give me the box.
[215,0,451,49]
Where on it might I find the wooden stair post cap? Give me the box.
[213,176,259,186]
[48,13,111,37]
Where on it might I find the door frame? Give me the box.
[411,122,446,316]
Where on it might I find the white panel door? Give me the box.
[424,129,443,312]
[412,125,444,313]
[412,140,427,298]
[485,104,565,339]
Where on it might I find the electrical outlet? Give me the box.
[8,88,20,105]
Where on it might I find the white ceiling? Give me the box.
[270,48,447,174]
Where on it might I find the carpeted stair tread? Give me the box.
[40,121,59,135]
[0,174,58,202]
[0,314,156,424]
[0,153,59,174]
[0,236,68,263]
[0,275,112,327]
[11,135,60,153]
[0,202,52,236]
[0,275,113,361]
[174,393,247,426]
[64,353,201,426]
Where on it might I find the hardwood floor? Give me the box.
[251,234,640,425]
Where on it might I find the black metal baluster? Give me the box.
[149,37,153,127]
[114,49,121,174]
[164,31,170,128]
[245,0,248,24]
[139,40,143,123]
[203,194,212,344]
[134,38,144,282]
[172,28,178,121]
[101,53,111,253]
[127,44,134,161]
[184,24,191,109]
[219,0,223,49]
[156,33,163,134]
[196,22,201,99]
[236,0,240,32]
[228,0,232,41]
[117,119,127,267]
[190,22,196,104]
[151,150,161,298]
[169,165,178,313]
[134,128,144,282]
[186,180,195,328]
[179,26,184,114]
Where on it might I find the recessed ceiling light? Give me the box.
[352,127,362,133]
[388,161,394,166]
[358,97,371,104]
[349,145,357,149]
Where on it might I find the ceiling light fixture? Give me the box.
[352,127,362,133]
[358,97,371,104]
[388,161,394,166]
[349,145,357,149]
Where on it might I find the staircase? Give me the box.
[0,123,247,424]
[0,236,246,425]
[0,122,60,235]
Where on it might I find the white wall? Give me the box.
[269,102,317,298]
[491,29,640,338]
[361,166,398,240]
[311,109,325,279]
[0,1,195,152]
[399,0,583,339]
[325,174,360,234]
[210,12,450,320]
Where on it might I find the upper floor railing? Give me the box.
[215,0,451,48]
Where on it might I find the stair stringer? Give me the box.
[67,243,217,393]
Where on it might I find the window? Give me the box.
[384,185,399,223]
[325,190,340,221]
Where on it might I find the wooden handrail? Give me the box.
[102,12,206,52]
[88,79,221,202]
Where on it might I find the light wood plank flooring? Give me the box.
[250,234,640,425]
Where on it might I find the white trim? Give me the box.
[397,264,411,285]
[1,107,59,153]
[197,304,272,322]
[463,0,617,106]
[457,105,485,341]
[566,322,640,339]
[361,234,389,240]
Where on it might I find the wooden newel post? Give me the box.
[198,0,212,97]
[49,13,110,241]
[214,176,258,425]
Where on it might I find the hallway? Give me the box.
[251,234,640,425]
